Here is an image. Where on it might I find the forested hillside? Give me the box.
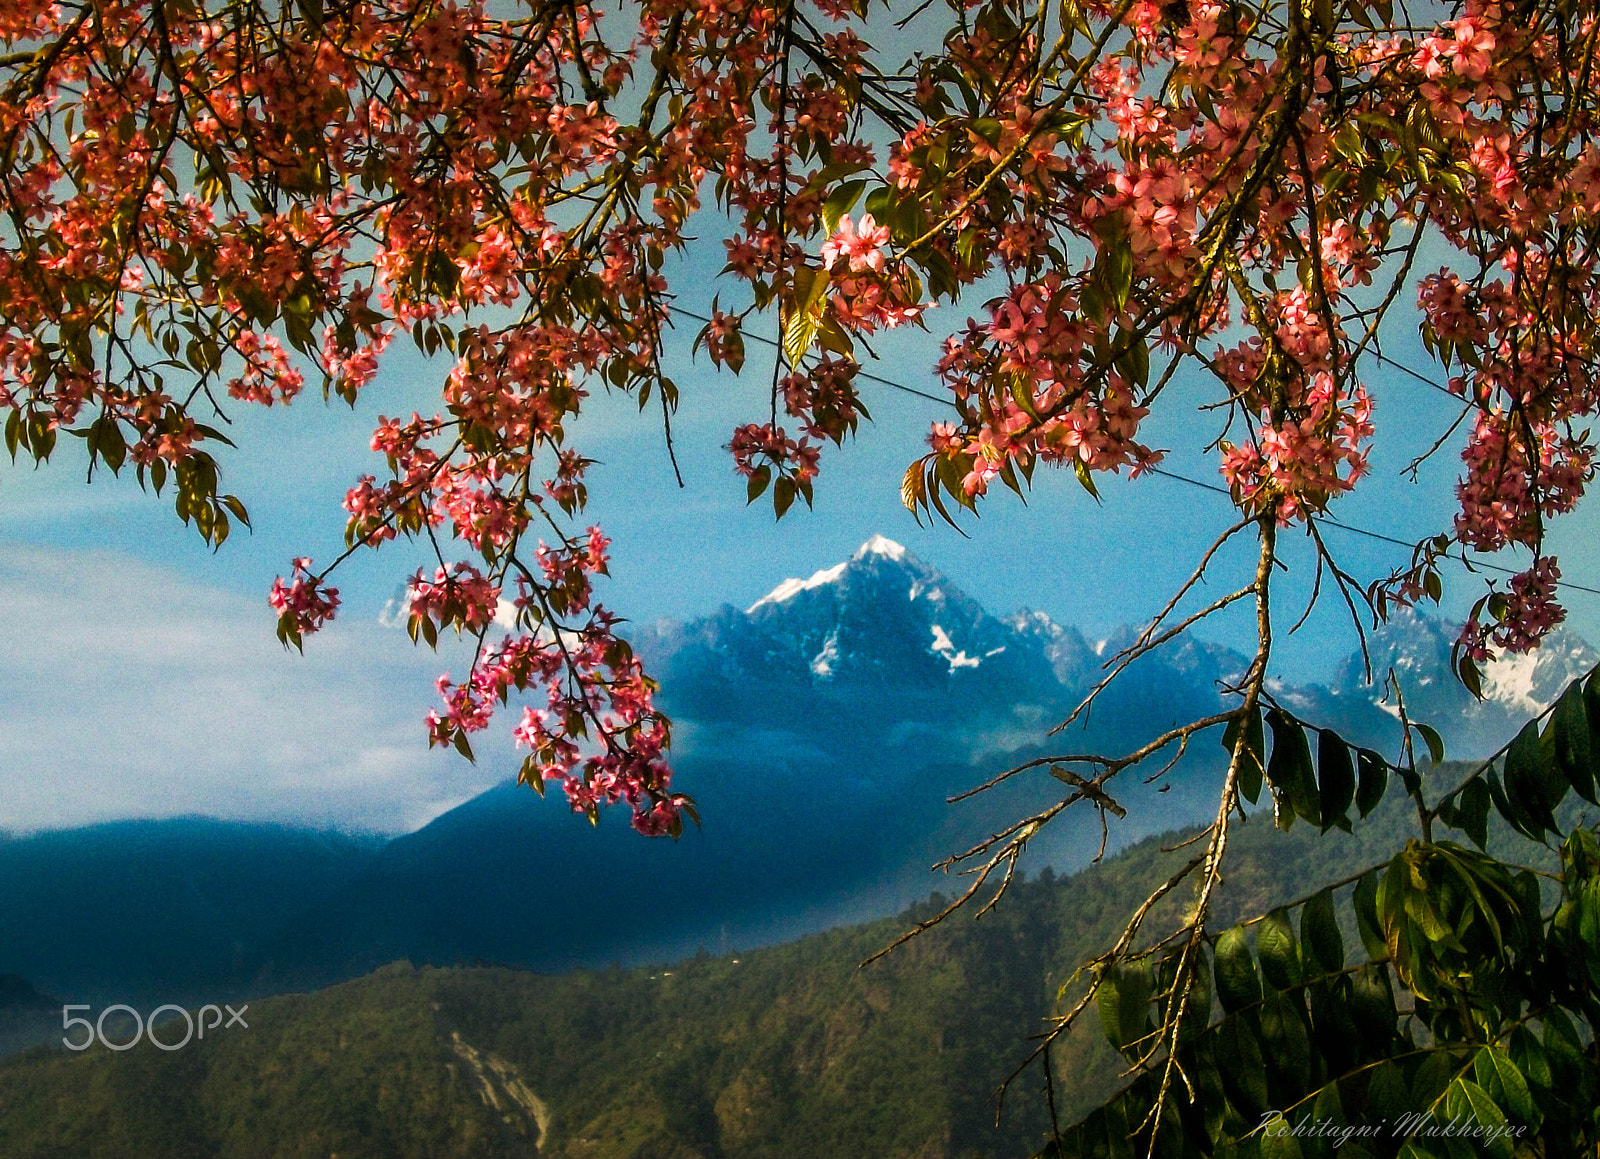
[0,766,1493,1159]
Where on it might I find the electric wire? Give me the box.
[664,305,1600,599]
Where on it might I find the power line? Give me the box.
[1145,465,1600,597]
[664,304,1600,600]
[669,306,952,406]
[1370,349,1461,401]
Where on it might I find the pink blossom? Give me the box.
[820,213,890,273]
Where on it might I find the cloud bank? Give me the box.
[0,546,509,834]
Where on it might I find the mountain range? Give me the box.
[1,535,1593,1026]
[634,534,1598,760]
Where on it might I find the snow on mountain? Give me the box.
[726,536,1041,691]
[1479,630,1600,717]
[746,535,916,613]
[1324,606,1600,756]
[857,533,908,561]
[929,623,984,670]
[1002,609,1100,688]
[746,561,849,613]
[810,630,840,679]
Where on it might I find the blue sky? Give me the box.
[4,229,1598,834]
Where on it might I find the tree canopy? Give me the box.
[9,0,1600,1151]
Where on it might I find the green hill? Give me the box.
[0,768,1489,1159]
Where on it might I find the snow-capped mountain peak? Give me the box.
[674,535,1050,692]
[854,534,908,561]
[747,535,927,613]
[641,542,1598,761]
[746,561,849,613]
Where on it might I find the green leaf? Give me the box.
[1346,963,1396,1052]
[1188,1043,1231,1145]
[1409,1050,1455,1110]
[1443,1077,1512,1159]
[1098,236,1134,311]
[425,250,460,296]
[1485,768,1542,844]
[1394,757,1423,800]
[222,494,252,529]
[1311,1080,1348,1133]
[1584,672,1600,803]
[1474,1046,1538,1128]
[1224,710,1265,805]
[1308,974,1359,1076]
[1507,1026,1552,1101]
[1351,869,1387,962]
[1401,880,1454,947]
[1414,722,1445,766]
[1541,1007,1586,1095]
[1553,682,1598,804]
[1504,719,1560,836]
[820,178,868,237]
[1453,777,1491,850]
[782,267,831,365]
[773,476,797,519]
[1300,888,1343,974]
[1317,731,1355,832]
[92,416,127,473]
[1072,457,1101,501]
[1256,908,1302,991]
[1578,878,1600,988]
[1097,960,1153,1055]
[29,414,55,460]
[1057,1107,1107,1159]
[900,460,926,514]
[1355,749,1388,818]
[1266,710,1320,828]
[1111,328,1149,390]
[1212,1015,1270,1118]
[1101,1095,1140,1159]
[1257,1124,1304,1159]
[745,465,771,504]
[1459,653,1490,713]
[1213,925,1262,1013]
[887,191,926,245]
[1257,992,1312,1100]
[915,246,960,302]
[1365,1061,1408,1122]
[863,183,892,223]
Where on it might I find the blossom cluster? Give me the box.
[417,540,685,835]
[268,558,341,649]
[729,423,820,487]
[1458,558,1567,659]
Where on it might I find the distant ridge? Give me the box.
[2,537,1593,1013]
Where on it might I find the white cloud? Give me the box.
[0,545,512,834]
